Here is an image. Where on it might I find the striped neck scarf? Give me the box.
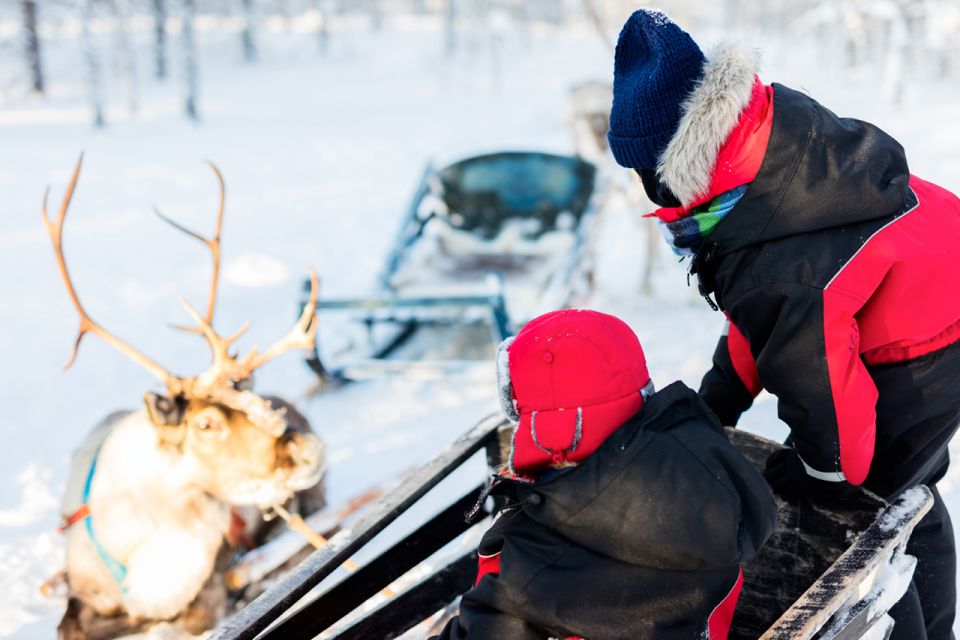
[659,184,749,257]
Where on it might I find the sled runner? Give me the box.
[302,151,602,385]
[211,418,932,640]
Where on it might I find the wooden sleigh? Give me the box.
[211,415,933,640]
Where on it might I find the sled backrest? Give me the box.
[760,485,932,640]
[435,152,596,240]
[214,421,934,640]
[727,430,933,640]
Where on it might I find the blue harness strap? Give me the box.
[82,446,129,592]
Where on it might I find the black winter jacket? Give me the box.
[431,382,778,640]
[696,84,960,496]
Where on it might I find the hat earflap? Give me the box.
[496,336,519,423]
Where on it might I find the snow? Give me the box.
[866,545,917,626]
[821,537,917,640]
[1,8,959,639]
[878,486,933,533]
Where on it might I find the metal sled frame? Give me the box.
[213,416,933,640]
[303,151,601,383]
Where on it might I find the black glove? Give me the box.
[763,448,861,503]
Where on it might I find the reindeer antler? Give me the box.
[155,161,225,330]
[178,297,250,374]
[42,154,182,393]
[44,156,317,436]
[238,270,320,375]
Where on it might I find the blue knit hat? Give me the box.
[607,10,706,170]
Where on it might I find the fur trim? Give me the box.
[657,42,761,207]
[496,337,519,422]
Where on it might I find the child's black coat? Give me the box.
[431,382,778,640]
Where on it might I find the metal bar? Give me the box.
[369,320,419,359]
[488,293,511,340]
[336,359,491,382]
[379,162,434,290]
[213,414,506,640]
[264,486,487,640]
[330,551,476,640]
[314,294,506,311]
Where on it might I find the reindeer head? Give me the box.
[43,155,325,508]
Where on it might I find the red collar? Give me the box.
[648,81,775,222]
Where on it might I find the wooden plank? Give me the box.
[212,414,506,640]
[727,430,886,639]
[818,538,917,640]
[759,486,933,640]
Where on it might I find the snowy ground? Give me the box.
[2,12,959,639]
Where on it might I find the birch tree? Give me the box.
[20,0,44,94]
[445,0,456,55]
[241,0,257,63]
[82,0,106,127]
[182,0,199,120]
[111,0,139,115]
[314,0,334,54]
[153,0,168,79]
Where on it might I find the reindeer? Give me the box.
[43,156,326,639]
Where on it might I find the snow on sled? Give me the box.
[302,151,602,385]
[210,419,932,640]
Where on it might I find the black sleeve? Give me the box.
[729,283,874,485]
[430,509,551,640]
[699,327,758,427]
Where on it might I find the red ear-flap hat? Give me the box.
[497,309,654,477]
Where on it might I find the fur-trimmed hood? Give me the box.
[657,42,761,208]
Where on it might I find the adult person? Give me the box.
[607,9,960,639]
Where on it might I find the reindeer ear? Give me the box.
[144,392,188,449]
[144,391,186,426]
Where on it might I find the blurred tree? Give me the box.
[20,0,44,94]
[182,0,199,120]
[315,0,335,54]
[368,0,383,31]
[152,0,168,79]
[581,0,614,50]
[82,0,105,127]
[242,0,258,62]
[445,0,456,54]
[111,0,139,114]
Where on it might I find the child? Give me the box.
[606,10,960,637]
[431,309,777,640]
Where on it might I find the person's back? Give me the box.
[431,309,777,639]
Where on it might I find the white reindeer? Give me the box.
[43,157,326,639]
